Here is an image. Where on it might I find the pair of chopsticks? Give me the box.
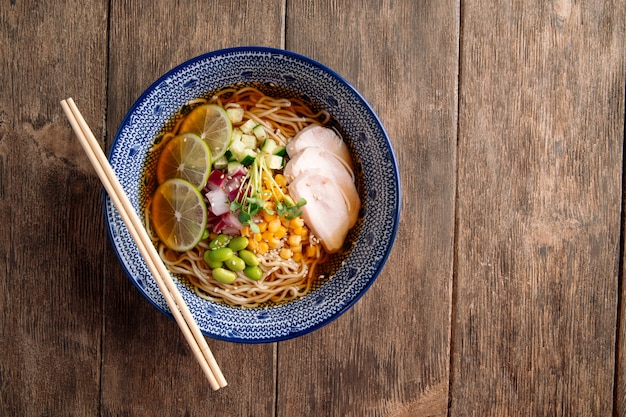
[60,98,227,391]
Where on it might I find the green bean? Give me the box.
[244,265,263,281]
[212,267,237,284]
[238,249,259,267]
[228,236,249,252]
[224,255,246,272]
[209,234,230,250]
[208,247,234,262]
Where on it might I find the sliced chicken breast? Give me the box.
[286,125,354,170]
[284,147,360,227]
[287,171,350,253]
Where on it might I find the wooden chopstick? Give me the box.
[60,98,227,390]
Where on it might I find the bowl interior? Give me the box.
[105,47,400,343]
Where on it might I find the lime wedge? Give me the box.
[151,178,207,252]
[179,104,232,160]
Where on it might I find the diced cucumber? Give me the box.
[240,154,256,166]
[252,124,267,140]
[226,107,244,123]
[229,134,259,163]
[213,155,228,170]
[264,154,284,170]
[227,161,244,174]
[231,128,242,143]
[261,138,286,156]
[261,138,278,154]
[240,119,257,134]
[241,134,256,149]
[229,138,246,158]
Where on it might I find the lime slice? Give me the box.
[151,178,207,252]
[178,104,232,160]
[156,133,211,188]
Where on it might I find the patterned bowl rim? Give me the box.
[105,46,402,343]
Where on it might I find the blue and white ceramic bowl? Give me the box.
[105,46,401,343]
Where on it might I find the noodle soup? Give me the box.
[141,85,361,308]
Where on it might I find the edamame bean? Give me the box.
[224,255,246,272]
[228,236,249,252]
[212,267,237,284]
[208,247,234,262]
[207,260,224,269]
[203,251,223,269]
[244,265,263,281]
[209,234,230,250]
[238,249,259,267]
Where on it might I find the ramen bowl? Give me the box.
[105,46,400,343]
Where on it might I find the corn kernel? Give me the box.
[288,235,302,247]
[254,233,263,242]
[290,217,304,228]
[279,248,293,260]
[258,241,269,254]
[262,230,274,242]
[241,225,251,237]
[247,238,259,251]
[275,174,287,187]
[292,251,302,262]
[290,243,302,253]
[258,222,268,233]
[305,245,317,257]
[262,211,274,222]
[268,219,281,233]
[267,237,281,249]
[274,225,287,239]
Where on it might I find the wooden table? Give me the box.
[2,1,624,415]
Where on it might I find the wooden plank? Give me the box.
[613,256,626,417]
[278,1,459,415]
[452,1,625,415]
[618,53,626,416]
[102,1,284,415]
[0,1,108,415]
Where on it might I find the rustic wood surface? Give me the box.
[1,1,624,416]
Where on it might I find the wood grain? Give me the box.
[0,0,108,415]
[1,1,625,416]
[613,218,626,417]
[102,1,284,415]
[452,1,625,415]
[278,1,459,415]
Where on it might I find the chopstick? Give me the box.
[60,98,227,390]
